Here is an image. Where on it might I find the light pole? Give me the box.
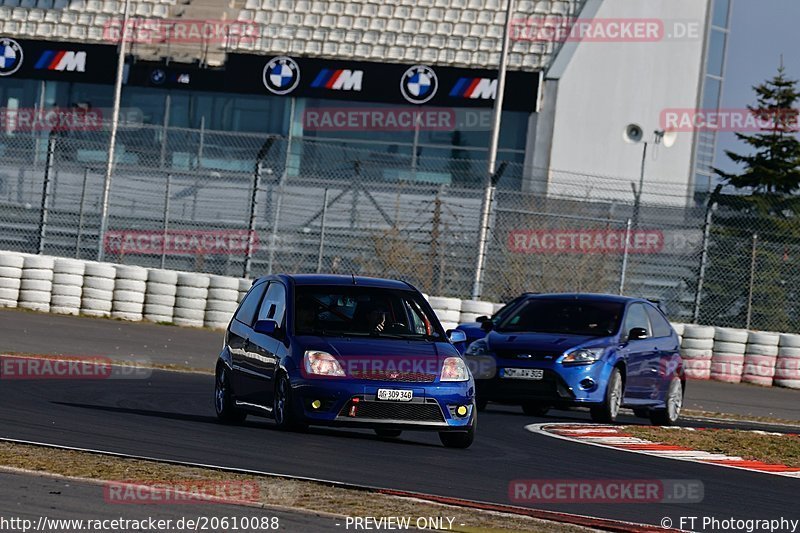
[471,0,514,300]
[97,0,131,261]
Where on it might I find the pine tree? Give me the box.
[714,65,800,195]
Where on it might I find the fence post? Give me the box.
[160,173,172,269]
[618,218,632,295]
[316,188,330,274]
[75,167,90,258]
[36,134,56,255]
[746,232,758,330]
[692,188,720,323]
[243,162,262,279]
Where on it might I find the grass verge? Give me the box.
[0,441,595,533]
[624,426,800,468]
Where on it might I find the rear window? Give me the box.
[496,299,624,337]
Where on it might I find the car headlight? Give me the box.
[561,348,605,366]
[304,350,346,377]
[441,356,470,382]
[465,339,489,356]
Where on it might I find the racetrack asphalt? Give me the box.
[0,367,798,530]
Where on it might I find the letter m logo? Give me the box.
[55,51,87,72]
[332,70,363,91]
[471,78,497,99]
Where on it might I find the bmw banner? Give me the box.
[0,37,117,83]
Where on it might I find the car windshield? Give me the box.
[294,285,443,340]
[495,299,624,336]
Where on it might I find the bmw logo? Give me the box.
[150,69,166,85]
[262,56,300,95]
[400,65,438,105]
[0,37,24,77]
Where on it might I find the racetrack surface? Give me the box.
[0,369,797,530]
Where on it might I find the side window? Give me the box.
[645,305,672,338]
[234,281,268,327]
[623,303,651,337]
[258,282,287,326]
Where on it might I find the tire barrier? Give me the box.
[143,269,178,324]
[742,331,780,386]
[459,299,494,324]
[50,258,85,315]
[204,275,240,330]
[0,251,24,308]
[237,278,252,303]
[428,296,461,331]
[18,255,54,313]
[111,265,148,321]
[710,327,748,384]
[680,325,714,380]
[173,272,210,328]
[774,334,800,389]
[81,262,117,317]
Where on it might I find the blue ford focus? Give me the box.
[464,293,684,425]
[214,274,476,448]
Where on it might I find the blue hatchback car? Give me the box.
[464,293,684,425]
[214,274,476,448]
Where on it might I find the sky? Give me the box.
[714,0,800,173]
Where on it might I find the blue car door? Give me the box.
[645,304,681,402]
[245,281,287,407]
[229,280,268,402]
[619,303,658,403]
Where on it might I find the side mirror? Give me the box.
[254,319,279,336]
[480,319,494,332]
[447,329,467,344]
[476,315,490,323]
[628,327,648,341]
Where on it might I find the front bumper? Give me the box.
[289,373,475,431]
[473,358,613,406]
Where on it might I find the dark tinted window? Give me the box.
[234,281,267,326]
[623,303,651,336]
[496,299,624,336]
[294,285,441,340]
[258,282,287,326]
[645,305,672,338]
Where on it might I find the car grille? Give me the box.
[340,401,445,423]
[494,350,559,361]
[349,370,436,383]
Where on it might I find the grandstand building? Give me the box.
[0,0,726,205]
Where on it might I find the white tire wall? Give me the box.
[111,265,147,321]
[144,268,179,321]
[18,255,54,312]
[710,327,747,383]
[204,275,239,329]
[741,332,780,386]
[81,262,116,317]
[50,258,85,315]
[775,334,800,388]
[238,278,252,303]
[0,252,25,308]
[173,273,210,327]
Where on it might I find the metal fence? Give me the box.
[1,126,798,332]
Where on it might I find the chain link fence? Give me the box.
[1,126,798,332]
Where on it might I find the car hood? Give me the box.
[486,331,609,354]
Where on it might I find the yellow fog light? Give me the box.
[311,400,322,410]
[456,405,468,417]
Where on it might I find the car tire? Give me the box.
[649,378,683,426]
[590,367,623,423]
[214,365,247,424]
[273,372,306,432]
[439,418,475,449]
[521,403,550,417]
[475,397,488,411]
[374,429,402,438]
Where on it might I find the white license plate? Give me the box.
[502,368,544,380]
[377,389,414,401]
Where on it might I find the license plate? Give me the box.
[377,389,413,401]
[502,368,544,380]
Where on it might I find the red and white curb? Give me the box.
[527,423,800,479]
